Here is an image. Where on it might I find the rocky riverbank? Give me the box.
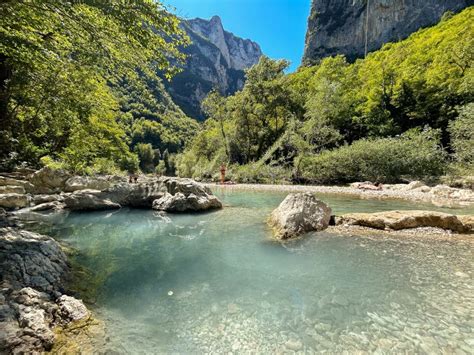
[0,168,224,353]
[0,167,222,214]
[0,226,95,353]
[208,181,474,208]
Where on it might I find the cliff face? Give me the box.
[303,0,473,64]
[165,16,262,120]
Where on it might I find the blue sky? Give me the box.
[163,0,311,72]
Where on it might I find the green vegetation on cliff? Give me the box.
[178,7,474,184]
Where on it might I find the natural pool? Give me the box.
[42,190,473,353]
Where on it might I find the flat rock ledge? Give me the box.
[336,210,474,233]
[0,228,90,353]
[268,193,332,240]
[0,168,223,214]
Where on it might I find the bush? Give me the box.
[232,163,292,184]
[297,129,447,184]
[448,103,474,175]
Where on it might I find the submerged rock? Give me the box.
[268,192,332,240]
[336,210,471,233]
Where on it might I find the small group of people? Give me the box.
[128,174,139,184]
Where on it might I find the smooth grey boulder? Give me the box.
[0,193,29,210]
[268,193,332,240]
[28,167,71,194]
[153,191,222,212]
[64,176,112,192]
[103,182,166,208]
[63,189,121,211]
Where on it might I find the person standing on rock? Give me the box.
[220,164,226,184]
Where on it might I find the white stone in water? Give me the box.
[285,338,303,351]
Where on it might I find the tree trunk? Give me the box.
[0,54,12,161]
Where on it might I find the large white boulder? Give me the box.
[63,189,121,211]
[28,167,71,194]
[64,176,112,192]
[268,193,332,240]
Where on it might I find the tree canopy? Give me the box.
[0,0,191,173]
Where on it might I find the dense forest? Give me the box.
[177,8,474,184]
[1,2,473,185]
[0,0,198,174]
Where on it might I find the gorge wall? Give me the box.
[165,16,262,120]
[302,0,473,65]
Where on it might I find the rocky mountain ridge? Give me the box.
[165,16,262,120]
[303,0,473,64]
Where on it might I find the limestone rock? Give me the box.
[64,176,112,192]
[153,192,222,212]
[0,229,92,353]
[57,295,89,322]
[0,228,68,292]
[152,178,222,212]
[0,193,29,210]
[104,182,166,208]
[63,189,121,211]
[0,175,34,193]
[0,185,26,194]
[303,0,470,64]
[268,193,332,240]
[166,16,262,119]
[337,210,470,233]
[458,215,474,233]
[29,167,71,194]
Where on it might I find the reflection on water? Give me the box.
[42,191,473,353]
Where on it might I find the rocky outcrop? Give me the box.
[64,176,114,192]
[28,167,71,194]
[165,16,262,119]
[336,210,472,233]
[268,193,332,240]
[0,193,29,209]
[62,177,222,212]
[303,0,471,65]
[63,189,121,211]
[0,175,34,193]
[0,228,90,353]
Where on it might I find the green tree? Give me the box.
[0,0,188,170]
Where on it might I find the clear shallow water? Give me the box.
[43,191,473,353]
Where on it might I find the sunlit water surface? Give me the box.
[42,190,473,353]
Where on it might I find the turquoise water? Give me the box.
[44,190,473,353]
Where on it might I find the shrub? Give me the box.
[448,103,474,175]
[232,163,292,184]
[297,129,447,184]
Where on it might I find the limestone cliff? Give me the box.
[303,0,473,64]
[165,16,262,120]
